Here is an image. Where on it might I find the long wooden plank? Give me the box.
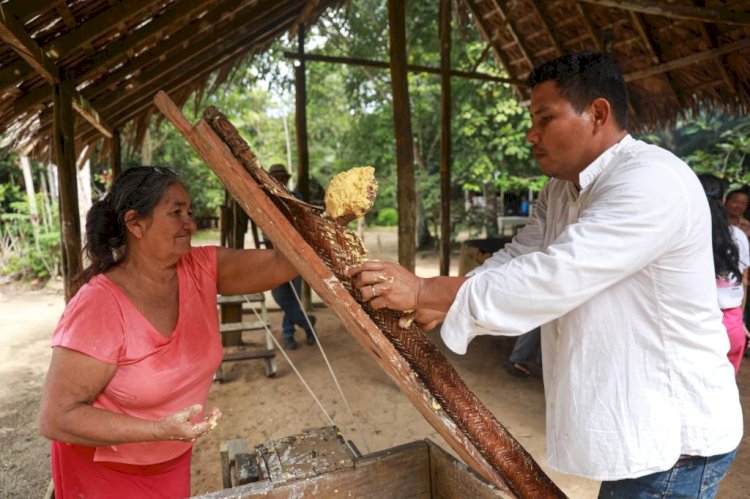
[153,91,513,495]
[579,0,750,26]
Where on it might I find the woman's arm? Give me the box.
[216,247,298,296]
[39,347,219,446]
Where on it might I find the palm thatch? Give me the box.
[462,0,750,130]
[0,0,343,159]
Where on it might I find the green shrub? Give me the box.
[376,207,398,226]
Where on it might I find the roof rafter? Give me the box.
[9,0,230,117]
[628,11,684,106]
[0,3,112,138]
[578,0,750,27]
[624,37,750,82]
[529,0,564,56]
[573,1,604,52]
[489,0,535,69]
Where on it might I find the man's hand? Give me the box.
[348,261,423,312]
[156,404,222,442]
[399,309,446,332]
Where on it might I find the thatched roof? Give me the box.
[0,0,341,159]
[0,0,748,161]
[463,0,750,130]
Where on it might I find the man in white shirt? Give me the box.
[349,52,742,498]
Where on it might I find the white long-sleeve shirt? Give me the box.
[442,135,742,481]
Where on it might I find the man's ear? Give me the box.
[590,98,611,130]
[124,209,144,239]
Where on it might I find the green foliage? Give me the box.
[376,207,398,226]
[0,197,60,280]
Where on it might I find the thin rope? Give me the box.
[288,283,372,454]
[245,299,361,456]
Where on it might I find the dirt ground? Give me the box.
[1,227,749,498]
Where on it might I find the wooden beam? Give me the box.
[462,0,521,96]
[70,10,291,147]
[282,52,523,85]
[578,0,750,26]
[388,0,417,272]
[54,0,77,29]
[574,1,604,52]
[8,0,53,21]
[0,3,113,138]
[52,79,82,302]
[110,130,121,179]
[43,0,159,60]
[530,0,565,56]
[694,2,737,95]
[0,3,59,84]
[2,0,220,97]
[439,0,451,277]
[488,0,535,69]
[624,37,750,82]
[71,89,113,138]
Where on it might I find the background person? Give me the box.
[700,174,750,373]
[267,163,317,349]
[38,166,298,498]
[349,52,741,498]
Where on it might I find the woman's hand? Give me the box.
[348,261,423,312]
[157,404,222,442]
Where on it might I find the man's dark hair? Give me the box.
[527,52,629,129]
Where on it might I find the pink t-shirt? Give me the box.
[51,246,223,465]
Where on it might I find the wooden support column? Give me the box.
[53,78,81,301]
[295,24,312,310]
[220,196,249,346]
[439,0,451,276]
[110,130,121,180]
[387,0,416,272]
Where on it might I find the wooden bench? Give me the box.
[215,293,276,381]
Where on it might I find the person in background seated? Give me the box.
[38,166,298,497]
[700,175,750,373]
[266,163,317,349]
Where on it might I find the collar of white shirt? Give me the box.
[577,134,634,190]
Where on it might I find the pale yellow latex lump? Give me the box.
[324,166,378,221]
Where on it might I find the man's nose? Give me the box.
[526,127,539,144]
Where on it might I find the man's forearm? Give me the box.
[418,276,469,312]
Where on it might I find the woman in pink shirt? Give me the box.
[38,166,298,498]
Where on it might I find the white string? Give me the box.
[245,299,363,456]
[288,283,372,454]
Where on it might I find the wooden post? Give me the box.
[110,130,121,180]
[439,0,452,276]
[220,197,248,346]
[387,0,416,272]
[295,24,312,310]
[53,78,82,301]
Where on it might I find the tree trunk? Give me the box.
[141,126,153,165]
[388,0,417,272]
[19,155,40,252]
[77,151,93,248]
[484,183,498,238]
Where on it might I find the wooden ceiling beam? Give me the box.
[6,0,49,21]
[42,3,294,145]
[574,1,604,52]
[693,0,737,95]
[74,20,284,147]
[83,0,270,103]
[530,0,565,56]
[462,0,518,90]
[578,0,750,27]
[628,11,683,106]
[624,37,750,82]
[44,0,160,60]
[282,52,522,85]
[8,0,231,116]
[0,0,163,94]
[0,3,112,138]
[488,0,536,69]
[54,0,77,29]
